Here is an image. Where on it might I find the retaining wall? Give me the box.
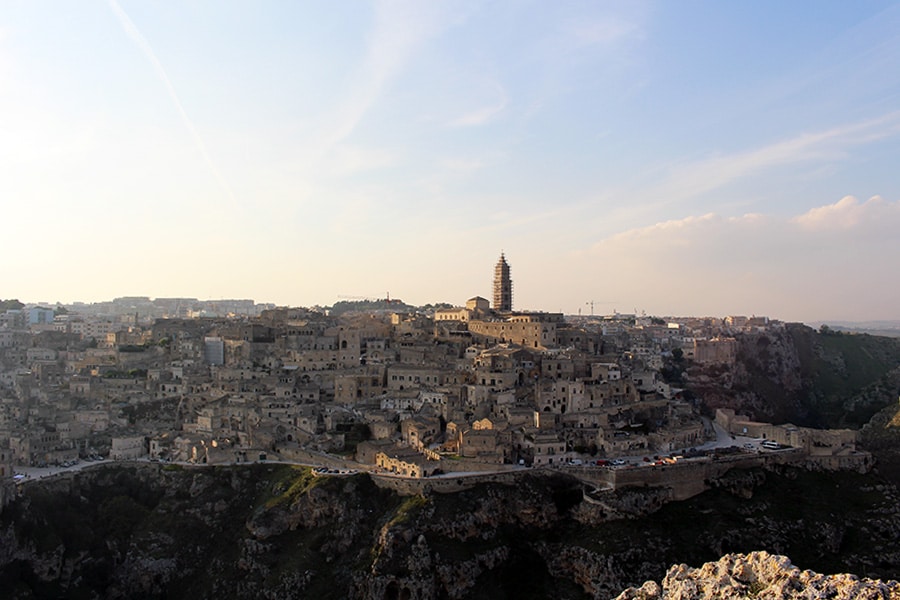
[371,449,864,500]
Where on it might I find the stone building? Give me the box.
[693,337,737,364]
[110,435,147,460]
[387,365,443,391]
[375,447,440,478]
[493,254,512,312]
[468,317,557,349]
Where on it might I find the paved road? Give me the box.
[569,418,769,469]
[14,458,112,481]
[9,420,780,484]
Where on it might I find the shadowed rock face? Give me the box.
[688,324,900,429]
[2,463,900,599]
[616,551,900,600]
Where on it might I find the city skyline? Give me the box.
[2,2,900,322]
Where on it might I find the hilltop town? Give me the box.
[0,256,869,491]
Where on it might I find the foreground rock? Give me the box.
[616,551,900,600]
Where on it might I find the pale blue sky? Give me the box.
[2,1,900,321]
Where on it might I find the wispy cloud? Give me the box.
[440,157,489,172]
[326,144,396,176]
[563,16,643,49]
[449,83,508,127]
[325,2,451,148]
[654,111,900,205]
[107,0,235,205]
[571,110,900,233]
[572,196,900,320]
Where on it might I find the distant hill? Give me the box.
[808,320,900,338]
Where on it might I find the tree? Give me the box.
[0,299,24,311]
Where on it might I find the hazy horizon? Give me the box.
[3,1,900,323]
[11,295,900,331]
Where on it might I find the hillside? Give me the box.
[2,462,900,599]
[687,323,900,429]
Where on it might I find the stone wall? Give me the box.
[277,446,355,470]
[567,451,811,501]
[371,470,525,496]
[372,446,873,500]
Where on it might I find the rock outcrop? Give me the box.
[3,463,900,599]
[616,551,900,599]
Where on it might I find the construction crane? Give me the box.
[585,300,616,316]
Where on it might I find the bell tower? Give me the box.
[493,253,512,312]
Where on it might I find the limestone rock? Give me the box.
[615,551,900,600]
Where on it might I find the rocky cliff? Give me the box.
[616,551,900,599]
[3,462,900,599]
[686,324,900,429]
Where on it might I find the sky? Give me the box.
[2,1,900,323]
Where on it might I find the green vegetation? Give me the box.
[328,298,414,316]
[791,325,900,427]
[264,466,321,509]
[800,329,897,393]
[387,494,428,528]
[421,302,454,311]
[101,368,148,379]
[116,344,147,353]
[860,403,900,486]
[719,324,900,428]
[0,298,24,311]
[366,493,431,572]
